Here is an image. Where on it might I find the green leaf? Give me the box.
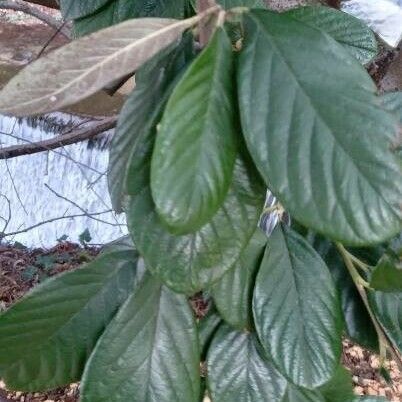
[60,0,110,20]
[74,0,188,36]
[79,228,92,244]
[151,27,237,233]
[198,306,222,359]
[126,113,264,293]
[207,325,287,402]
[253,226,343,388]
[369,290,402,354]
[370,255,402,292]
[0,249,139,391]
[108,36,194,212]
[319,365,354,402]
[286,6,378,64]
[81,270,200,402]
[210,228,266,329]
[238,9,402,246]
[0,17,199,116]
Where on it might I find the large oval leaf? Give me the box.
[81,270,200,402]
[0,17,198,116]
[238,9,402,246]
[253,226,343,388]
[108,35,194,212]
[74,0,188,36]
[0,248,139,391]
[210,228,266,329]
[207,325,287,402]
[286,6,378,64]
[369,290,402,354]
[151,27,237,233]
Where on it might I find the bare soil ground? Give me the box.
[0,243,400,402]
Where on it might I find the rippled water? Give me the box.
[0,114,127,247]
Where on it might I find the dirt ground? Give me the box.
[0,242,400,402]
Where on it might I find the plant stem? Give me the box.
[336,243,402,370]
[197,0,218,46]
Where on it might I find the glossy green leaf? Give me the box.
[0,249,139,391]
[370,255,402,292]
[108,36,193,212]
[210,228,266,329]
[369,291,402,354]
[60,0,110,20]
[151,28,237,234]
[81,270,200,402]
[319,366,354,402]
[238,9,402,246]
[198,306,222,359]
[253,226,343,388]
[286,6,378,64]
[126,117,264,293]
[74,0,187,36]
[207,325,287,402]
[312,237,379,351]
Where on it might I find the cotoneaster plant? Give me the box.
[0,1,401,401]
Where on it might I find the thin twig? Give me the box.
[44,183,124,227]
[337,243,402,370]
[0,210,114,239]
[197,0,218,47]
[0,117,117,160]
[36,20,70,60]
[0,0,70,37]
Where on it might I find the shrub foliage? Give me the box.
[0,1,401,401]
